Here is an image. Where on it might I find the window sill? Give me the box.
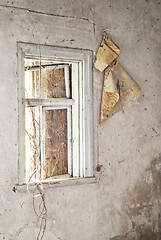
[14,177,96,192]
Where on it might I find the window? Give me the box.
[18,43,93,184]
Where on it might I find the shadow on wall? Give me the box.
[111,154,161,240]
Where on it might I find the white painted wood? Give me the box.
[67,107,72,175]
[79,61,84,177]
[18,42,92,62]
[72,63,79,177]
[42,106,71,110]
[64,66,70,98]
[25,64,69,71]
[83,53,93,177]
[41,106,45,179]
[15,177,96,192]
[25,98,75,107]
[18,45,26,184]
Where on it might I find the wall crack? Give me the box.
[0,3,95,32]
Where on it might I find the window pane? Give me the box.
[25,106,41,181]
[41,68,66,98]
[25,60,40,98]
[25,59,68,98]
[45,109,68,178]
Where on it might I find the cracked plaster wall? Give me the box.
[0,0,161,239]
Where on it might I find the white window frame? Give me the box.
[17,43,93,184]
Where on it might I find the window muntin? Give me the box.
[18,43,93,184]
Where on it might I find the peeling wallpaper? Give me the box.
[0,0,161,240]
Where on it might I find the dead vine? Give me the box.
[25,59,68,240]
[33,184,47,240]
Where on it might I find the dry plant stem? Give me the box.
[25,62,67,238]
[26,99,46,178]
[26,13,47,240]
[33,184,47,240]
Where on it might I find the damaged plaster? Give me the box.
[0,0,161,240]
[110,154,161,240]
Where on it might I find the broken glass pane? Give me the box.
[41,68,66,98]
[44,109,68,178]
[25,60,40,98]
[25,106,41,181]
[25,59,68,98]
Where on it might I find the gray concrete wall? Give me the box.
[0,0,161,239]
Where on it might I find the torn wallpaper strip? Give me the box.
[95,33,141,124]
[94,33,120,72]
[101,66,119,122]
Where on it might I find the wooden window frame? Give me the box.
[17,43,93,184]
